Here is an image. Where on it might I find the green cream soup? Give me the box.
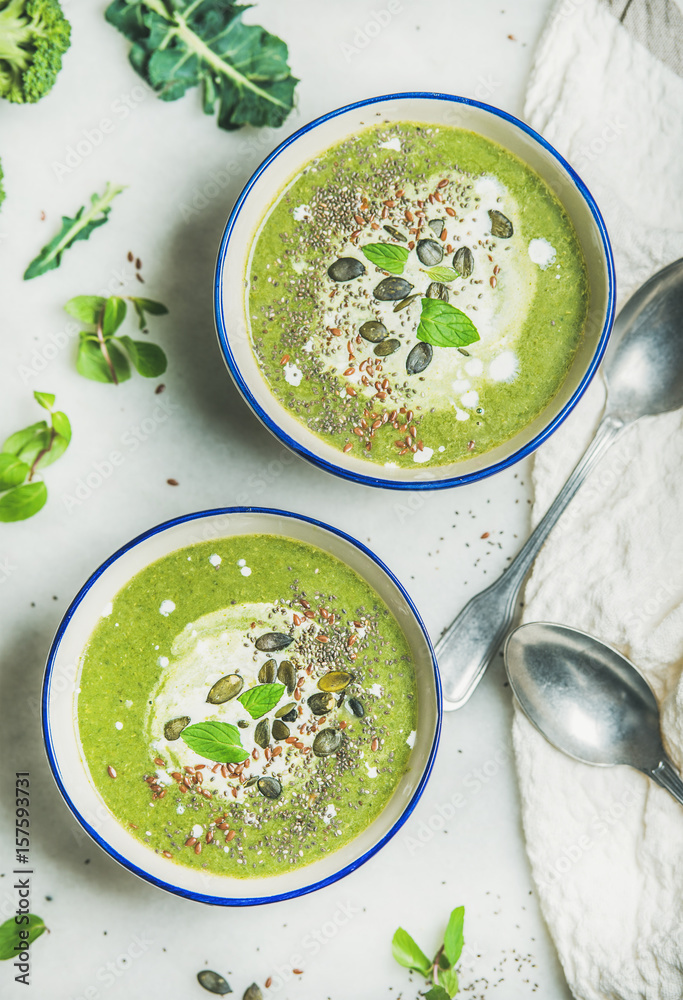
[247,122,589,467]
[77,536,418,878]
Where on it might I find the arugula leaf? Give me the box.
[65,296,107,324]
[129,297,169,330]
[443,906,465,967]
[24,184,125,280]
[424,266,459,283]
[238,682,285,720]
[102,297,127,337]
[116,336,167,377]
[0,482,48,522]
[391,928,432,977]
[77,339,131,384]
[0,915,47,961]
[425,987,451,1000]
[438,966,460,998]
[416,298,480,349]
[181,721,249,763]
[105,1,298,131]
[0,454,29,491]
[361,243,409,276]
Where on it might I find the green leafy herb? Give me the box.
[0,914,47,960]
[24,183,124,280]
[65,294,169,384]
[423,266,459,283]
[361,242,409,275]
[0,391,71,522]
[238,682,285,719]
[105,0,298,131]
[181,721,249,764]
[392,907,465,999]
[416,298,480,349]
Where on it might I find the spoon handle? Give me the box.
[651,758,683,807]
[437,413,626,709]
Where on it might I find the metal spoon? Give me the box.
[438,258,683,710]
[504,621,683,806]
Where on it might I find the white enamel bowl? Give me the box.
[42,508,441,905]
[214,92,615,490]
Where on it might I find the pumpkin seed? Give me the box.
[255,632,293,652]
[359,320,387,343]
[164,716,190,741]
[254,718,270,749]
[488,209,513,239]
[244,774,259,787]
[275,701,297,719]
[308,691,335,715]
[406,342,433,375]
[348,697,365,718]
[257,776,282,799]
[237,719,250,729]
[383,224,408,241]
[197,970,232,995]
[374,277,414,301]
[277,659,296,694]
[312,728,343,757]
[426,281,449,302]
[393,293,421,312]
[258,659,277,684]
[318,671,353,693]
[206,674,243,705]
[243,984,263,1000]
[374,338,401,358]
[416,238,443,266]
[452,246,474,277]
[272,719,290,741]
[428,218,445,238]
[327,257,365,282]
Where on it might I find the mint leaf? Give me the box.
[181,721,249,764]
[438,966,460,998]
[102,297,127,337]
[0,915,47,961]
[361,243,409,275]
[391,928,432,977]
[2,421,47,456]
[238,683,285,720]
[416,298,480,349]
[425,987,450,1000]
[116,336,167,377]
[0,454,29,490]
[424,266,459,283]
[0,482,48,522]
[16,429,51,467]
[33,392,55,411]
[105,1,298,131]
[129,297,169,330]
[77,339,131,383]
[65,296,107,324]
[24,184,124,280]
[51,411,72,445]
[443,906,465,967]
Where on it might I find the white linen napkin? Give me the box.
[513,1,683,997]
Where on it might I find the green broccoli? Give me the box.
[0,0,71,104]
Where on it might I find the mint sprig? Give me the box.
[392,906,465,998]
[65,294,169,385]
[361,243,409,276]
[238,683,285,719]
[181,721,249,764]
[416,298,480,349]
[0,392,71,522]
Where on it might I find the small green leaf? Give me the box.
[424,266,459,283]
[416,298,480,349]
[34,433,69,472]
[0,482,48,522]
[180,721,249,764]
[117,336,168,377]
[51,411,72,444]
[361,242,409,275]
[0,454,29,490]
[438,966,460,998]
[77,339,131,384]
[425,987,451,1000]
[129,297,169,330]
[102,297,127,337]
[238,683,285,720]
[443,906,465,967]
[391,928,432,977]
[33,391,55,411]
[2,421,47,456]
[0,915,47,960]
[17,429,51,466]
[65,296,106,325]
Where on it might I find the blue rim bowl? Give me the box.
[42,507,441,906]
[214,92,615,491]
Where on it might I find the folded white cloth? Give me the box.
[514,1,683,997]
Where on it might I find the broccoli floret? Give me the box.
[0,0,71,104]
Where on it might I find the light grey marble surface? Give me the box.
[0,1,573,997]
